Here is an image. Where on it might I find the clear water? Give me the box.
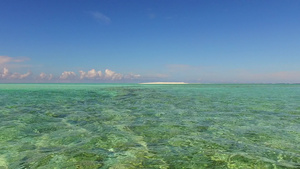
[0,84,299,169]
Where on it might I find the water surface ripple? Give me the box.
[0,84,299,168]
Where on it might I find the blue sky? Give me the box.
[1,0,300,83]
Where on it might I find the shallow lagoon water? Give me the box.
[0,84,299,168]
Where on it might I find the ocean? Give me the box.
[0,84,299,168]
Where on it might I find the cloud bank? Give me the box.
[56,69,141,82]
[104,69,122,80]
[77,69,140,81]
[1,57,299,83]
[79,69,102,80]
[0,66,141,82]
[0,67,32,79]
[59,71,77,80]
[39,72,53,80]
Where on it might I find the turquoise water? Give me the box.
[0,84,299,169]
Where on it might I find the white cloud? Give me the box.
[0,67,10,78]
[39,72,47,79]
[0,56,12,65]
[48,74,53,80]
[105,69,123,80]
[77,69,141,81]
[79,69,102,80]
[0,56,143,82]
[124,73,141,79]
[19,72,32,79]
[10,72,32,79]
[90,11,111,24]
[59,71,77,80]
[0,67,141,82]
[0,56,29,65]
[39,72,53,80]
[0,67,32,79]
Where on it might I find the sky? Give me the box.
[1,0,300,83]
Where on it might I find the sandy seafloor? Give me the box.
[0,84,299,168]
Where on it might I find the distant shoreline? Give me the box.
[139,82,188,84]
